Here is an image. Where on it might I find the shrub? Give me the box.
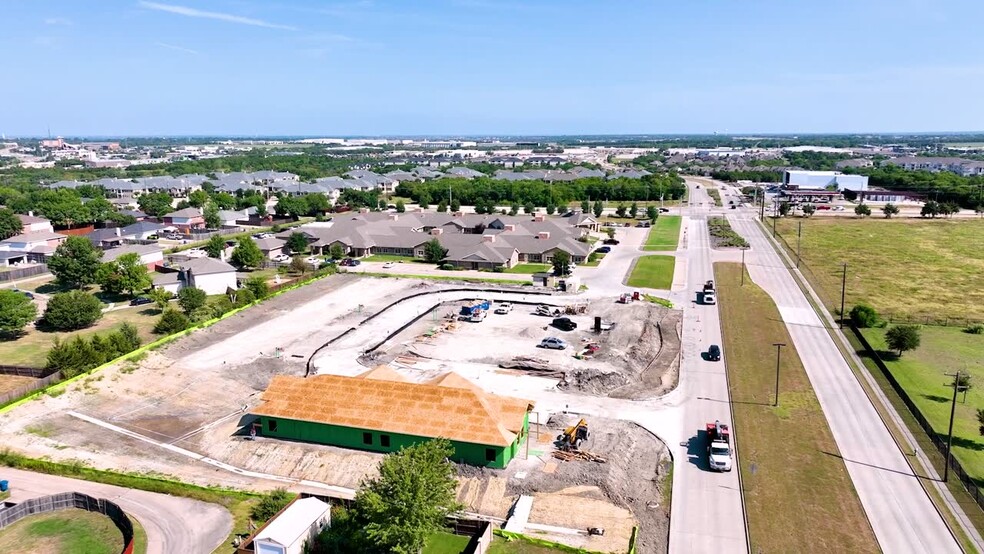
[233,288,256,308]
[965,323,984,335]
[439,264,456,271]
[0,289,38,337]
[211,297,234,319]
[251,488,295,523]
[45,325,142,377]
[178,287,207,314]
[42,291,103,331]
[243,276,270,299]
[154,309,190,335]
[849,304,880,328]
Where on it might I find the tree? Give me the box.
[629,202,639,219]
[952,373,972,403]
[377,198,388,210]
[251,488,295,523]
[48,236,103,289]
[524,202,535,214]
[423,239,448,263]
[149,287,173,311]
[615,204,627,218]
[275,194,309,219]
[646,205,658,222]
[177,287,207,314]
[289,256,309,274]
[418,192,430,210]
[0,289,37,337]
[203,203,220,229]
[154,308,189,334]
[509,203,519,216]
[921,201,940,218]
[286,232,308,254]
[977,408,984,437]
[0,207,24,240]
[882,203,900,218]
[243,276,269,299]
[552,250,571,276]
[188,189,209,208]
[355,439,462,554]
[96,253,152,297]
[604,227,616,239]
[581,200,590,213]
[436,200,447,213]
[546,202,556,215]
[854,203,871,218]
[85,197,116,223]
[45,336,101,378]
[329,243,346,260]
[212,191,237,210]
[450,198,460,213]
[137,192,174,218]
[231,236,263,269]
[205,234,226,258]
[395,200,406,213]
[778,202,791,217]
[849,304,880,328]
[942,201,961,217]
[42,290,103,330]
[801,204,816,217]
[885,325,921,357]
[592,200,604,218]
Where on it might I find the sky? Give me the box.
[2,0,984,136]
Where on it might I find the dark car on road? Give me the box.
[707,344,721,361]
[552,317,577,331]
[596,246,611,254]
[603,238,620,245]
[130,297,153,306]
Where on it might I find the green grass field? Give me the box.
[503,263,551,274]
[706,188,723,207]
[860,325,984,482]
[775,218,984,320]
[715,262,878,553]
[0,509,124,554]
[643,216,682,251]
[626,255,675,290]
[422,531,470,554]
[0,306,159,368]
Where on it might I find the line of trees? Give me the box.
[45,323,141,378]
[395,174,685,207]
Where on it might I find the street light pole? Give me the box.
[839,263,848,329]
[741,247,747,286]
[944,371,963,482]
[773,343,786,406]
[796,220,802,268]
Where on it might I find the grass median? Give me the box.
[643,216,682,251]
[626,255,675,290]
[714,262,878,553]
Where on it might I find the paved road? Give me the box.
[729,213,961,553]
[0,467,232,554]
[667,182,748,553]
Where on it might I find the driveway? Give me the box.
[0,467,232,554]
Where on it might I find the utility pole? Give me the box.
[772,200,778,237]
[796,220,802,268]
[943,370,963,482]
[839,263,848,329]
[741,246,747,286]
[773,343,786,406]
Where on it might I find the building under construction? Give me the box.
[252,366,534,468]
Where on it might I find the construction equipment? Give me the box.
[558,418,590,451]
[703,280,715,294]
[705,420,733,472]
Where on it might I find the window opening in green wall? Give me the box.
[363,432,373,445]
[267,419,278,432]
[485,448,496,462]
[380,434,391,447]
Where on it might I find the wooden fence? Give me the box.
[0,264,49,283]
[0,372,62,407]
[0,492,134,554]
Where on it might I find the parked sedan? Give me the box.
[596,246,611,254]
[271,254,290,263]
[129,297,153,306]
[494,302,513,314]
[304,256,323,266]
[539,337,568,350]
[603,238,620,245]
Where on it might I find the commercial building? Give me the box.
[782,170,868,192]
[252,366,534,469]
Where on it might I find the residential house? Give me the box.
[255,237,287,259]
[153,257,238,295]
[887,156,984,177]
[217,209,253,228]
[444,167,486,179]
[103,244,164,270]
[607,169,651,180]
[16,213,54,233]
[239,497,331,554]
[163,207,205,233]
[0,230,68,259]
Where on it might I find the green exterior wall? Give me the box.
[257,411,529,469]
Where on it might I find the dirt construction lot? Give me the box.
[0,274,677,551]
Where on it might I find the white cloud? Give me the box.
[138,1,296,30]
[44,17,74,26]
[156,42,199,55]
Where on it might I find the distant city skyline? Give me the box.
[2,1,984,136]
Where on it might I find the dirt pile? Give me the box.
[558,368,629,395]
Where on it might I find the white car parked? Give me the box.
[539,337,568,350]
[271,254,290,263]
[495,302,513,314]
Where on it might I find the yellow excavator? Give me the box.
[557,418,590,451]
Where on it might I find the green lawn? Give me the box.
[422,531,470,554]
[775,218,984,321]
[0,306,160,368]
[715,263,878,553]
[706,188,723,207]
[860,325,984,483]
[582,253,605,267]
[503,263,551,274]
[643,215,682,251]
[0,509,124,554]
[626,255,675,290]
